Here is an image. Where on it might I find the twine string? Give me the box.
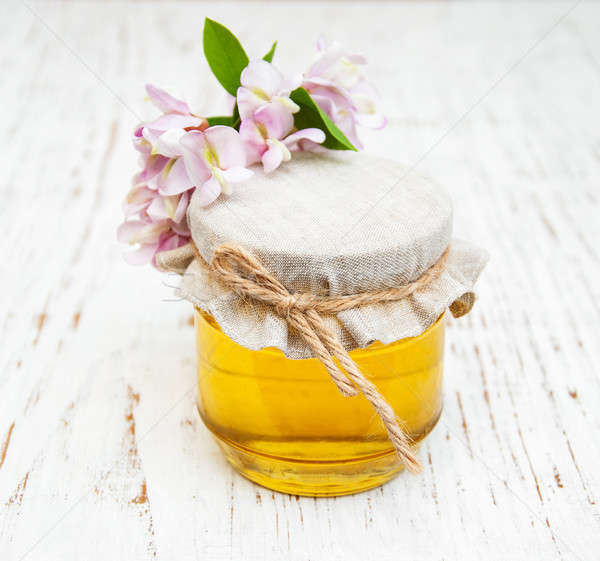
[196,242,451,473]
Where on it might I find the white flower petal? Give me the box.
[117,220,167,245]
[146,84,191,115]
[262,140,289,174]
[154,128,186,158]
[146,196,169,219]
[236,87,265,120]
[283,128,326,147]
[172,190,190,223]
[254,104,294,140]
[273,96,300,115]
[204,126,247,169]
[195,177,222,206]
[145,113,202,132]
[240,60,285,97]
[222,166,253,183]
[158,157,193,196]
[239,118,267,151]
[180,132,212,186]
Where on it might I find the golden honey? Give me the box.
[195,308,444,496]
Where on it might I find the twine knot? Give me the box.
[275,293,304,317]
[198,242,452,474]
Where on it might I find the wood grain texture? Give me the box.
[1,1,599,560]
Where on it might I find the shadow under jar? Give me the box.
[195,308,445,497]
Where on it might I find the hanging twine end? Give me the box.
[403,453,422,474]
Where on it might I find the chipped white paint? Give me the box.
[1,1,599,560]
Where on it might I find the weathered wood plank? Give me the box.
[1,1,598,560]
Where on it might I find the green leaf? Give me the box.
[203,18,249,96]
[289,87,357,151]
[262,41,277,63]
[207,105,241,130]
[231,103,241,130]
[206,115,234,126]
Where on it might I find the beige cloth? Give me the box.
[158,152,488,359]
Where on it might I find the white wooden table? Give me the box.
[2,1,599,559]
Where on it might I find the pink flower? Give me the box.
[180,126,253,206]
[120,37,388,269]
[240,104,325,173]
[131,85,209,196]
[141,84,208,148]
[119,85,209,266]
[131,132,190,202]
[237,61,325,173]
[146,83,192,115]
[237,60,301,120]
[131,129,170,191]
[303,38,386,149]
[120,176,193,266]
[120,126,252,265]
[117,214,190,266]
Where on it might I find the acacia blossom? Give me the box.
[179,125,253,205]
[117,213,190,266]
[120,86,206,265]
[140,85,207,150]
[238,61,325,172]
[138,85,210,198]
[120,37,384,268]
[120,124,252,264]
[128,84,207,199]
[303,38,385,149]
[120,171,190,265]
[120,127,193,265]
[239,103,325,173]
[237,60,301,119]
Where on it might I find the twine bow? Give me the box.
[197,242,452,474]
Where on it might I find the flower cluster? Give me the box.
[119,20,384,267]
[238,61,325,173]
[303,38,386,150]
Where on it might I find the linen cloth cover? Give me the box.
[159,152,488,359]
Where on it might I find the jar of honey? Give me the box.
[195,309,444,496]
[158,152,487,496]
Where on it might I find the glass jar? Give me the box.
[194,308,445,496]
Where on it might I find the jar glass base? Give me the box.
[201,406,441,497]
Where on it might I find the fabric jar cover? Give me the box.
[158,152,488,359]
